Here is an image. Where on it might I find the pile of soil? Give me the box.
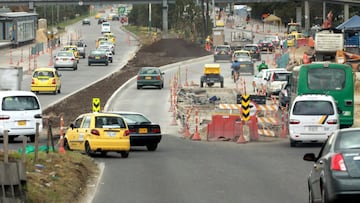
[44,38,211,126]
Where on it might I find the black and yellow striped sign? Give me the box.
[92,98,100,112]
[241,94,250,121]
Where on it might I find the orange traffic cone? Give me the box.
[192,108,201,141]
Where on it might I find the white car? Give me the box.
[101,22,111,34]
[265,70,291,97]
[98,42,115,55]
[54,51,78,70]
[252,68,286,94]
[289,94,339,147]
[97,48,113,63]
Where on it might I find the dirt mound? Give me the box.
[141,38,210,57]
[127,38,211,68]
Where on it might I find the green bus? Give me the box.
[290,62,354,128]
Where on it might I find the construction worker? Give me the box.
[257,60,268,72]
[205,36,212,51]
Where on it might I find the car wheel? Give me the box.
[105,62,108,66]
[147,144,158,151]
[309,187,315,203]
[64,138,71,151]
[290,139,296,147]
[110,59,113,63]
[88,62,91,66]
[29,135,35,143]
[321,186,329,203]
[74,65,78,70]
[137,85,141,89]
[220,81,224,88]
[57,88,61,94]
[53,90,57,95]
[120,151,129,158]
[85,142,93,157]
[161,83,164,88]
[200,81,204,88]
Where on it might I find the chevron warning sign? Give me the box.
[241,94,250,121]
[92,98,101,112]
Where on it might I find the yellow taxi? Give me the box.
[62,45,80,63]
[232,50,251,62]
[95,36,109,48]
[31,67,61,95]
[95,13,101,19]
[64,112,130,158]
[103,32,116,44]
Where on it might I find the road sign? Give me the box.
[241,94,250,121]
[92,98,100,112]
[118,7,126,15]
[249,102,257,117]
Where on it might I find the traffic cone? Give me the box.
[58,115,66,154]
[237,121,247,144]
[191,108,201,141]
[9,49,13,65]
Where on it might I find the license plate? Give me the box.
[145,76,151,80]
[95,56,100,59]
[62,58,67,61]
[221,51,225,54]
[307,126,318,132]
[18,120,26,126]
[240,64,246,68]
[106,131,117,137]
[139,128,148,134]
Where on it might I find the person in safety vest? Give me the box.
[257,60,268,72]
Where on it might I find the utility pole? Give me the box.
[149,3,152,31]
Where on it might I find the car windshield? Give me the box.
[140,68,159,75]
[120,114,151,125]
[336,130,360,150]
[2,96,40,111]
[292,100,334,115]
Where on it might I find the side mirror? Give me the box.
[337,107,343,114]
[303,153,316,162]
[69,123,75,129]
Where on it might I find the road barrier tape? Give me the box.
[258,127,275,137]
[218,103,242,110]
[257,104,278,111]
[257,117,280,125]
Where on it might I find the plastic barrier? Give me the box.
[207,114,242,141]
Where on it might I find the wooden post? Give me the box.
[21,136,27,163]
[33,123,40,163]
[3,130,8,163]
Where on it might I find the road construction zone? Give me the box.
[171,68,290,143]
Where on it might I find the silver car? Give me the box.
[98,42,115,55]
[54,51,78,71]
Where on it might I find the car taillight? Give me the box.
[89,56,94,59]
[289,119,300,124]
[155,76,161,80]
[137,75,141,80]
[55,57,59,61]
[31,79,35,84]
[51,79,56,84]
[124,130,130,136]
[269,43,273,46]
[151,127,161,133]
[0,115,10,120]
[71,58,75,61]
[331,153,347,171]
[258,44,262,47]
[327,119,338,125]
[91,129,100,136]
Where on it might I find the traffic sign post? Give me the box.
[92,98,100,112]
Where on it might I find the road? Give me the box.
[92,56,321,202]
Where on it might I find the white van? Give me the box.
[0,91,43,142]
[101,22,111,34]
[289,94,339,147]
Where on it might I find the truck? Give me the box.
[0,66,23,91]
[314,28,344,61]
[75,40,87,58]
[229,30,253,51]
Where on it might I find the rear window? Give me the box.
[2,96,40,111]
[273,72,290,81]
[95,116,126,128]
[244,46,258,51]
[307,68,345,90]
[216,46,230,52]
[34,71,54,77]
[336,131,360,150]
[140,68,159,74]
[292,100,334,115]
[120,114,151,125]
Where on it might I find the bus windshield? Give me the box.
[308,68,345,90]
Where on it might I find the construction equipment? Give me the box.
[336,50,360,72]
[287,22,301,35]
[200,64,224,88]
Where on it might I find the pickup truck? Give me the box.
[76,40,87,58]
